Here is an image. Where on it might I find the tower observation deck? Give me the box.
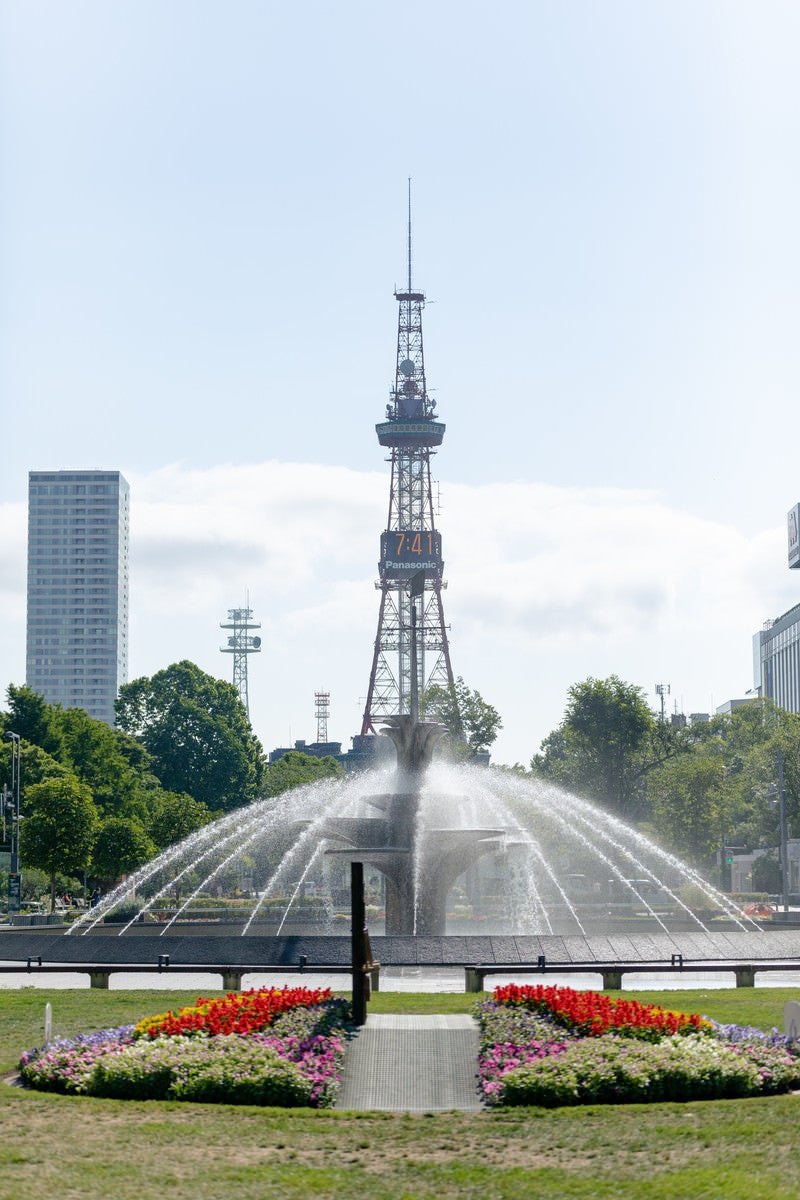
[360,193,455,735]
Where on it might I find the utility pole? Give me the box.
[767,748,790,915]
[5,732,21,915]
[778,747,789,914]
[655,683,670,723]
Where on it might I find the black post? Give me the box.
[351,861,367,1025]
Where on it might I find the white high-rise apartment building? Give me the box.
[26,470,130,725]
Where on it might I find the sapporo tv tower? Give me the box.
[360,188,455,735]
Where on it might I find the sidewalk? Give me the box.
[335,1014,484,1112]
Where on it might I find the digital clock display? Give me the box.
[380,529,443,579]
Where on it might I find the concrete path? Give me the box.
[335,1014,484,1112]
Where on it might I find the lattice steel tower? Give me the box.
[315,691,330,742]
[220,606,261,718]
[361,191,455,735]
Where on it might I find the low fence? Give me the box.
[463,956,800,991]
[1,955,380,993]
[4,953,800,990]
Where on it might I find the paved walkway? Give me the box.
[335,1014,484,1112]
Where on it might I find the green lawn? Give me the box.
[0,986,798,1200]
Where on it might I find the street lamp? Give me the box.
[766,747,789,915]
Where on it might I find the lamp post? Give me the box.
[766,746,790,915]
[5,732,21,914]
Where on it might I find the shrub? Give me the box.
[477,985,800,1108]
[474,998,577,1099]
[496,1033,800,1107]
[19,989,351,1107]
[91,1036,320,1105]
[19,1026,136,1094]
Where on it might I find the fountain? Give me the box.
[56,221,755,946]
[319,715,507,935]
[64,733,753,941]
[12,224,782,988]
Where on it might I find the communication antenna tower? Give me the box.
[361,183,455,733]
[655,683,670,723]
[315,691,330,743]
[220,604,261,718]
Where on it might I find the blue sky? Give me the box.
[2,2,800,765]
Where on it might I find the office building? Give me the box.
[754,504,800,713]
[753,601,800,714]
[26,470,130,724]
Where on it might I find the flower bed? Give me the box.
[19,987,350,1107]
[133,984,346,1039]
[476,984,800,1107]
[491,982,709,1040]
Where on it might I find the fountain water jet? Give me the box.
[318,715,506,935]
[67,738,757,940]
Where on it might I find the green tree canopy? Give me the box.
[3,684,64,758]
[58,706,151,820]
[1,685,159,820]
[0,740,70,803]
[115,661,266,812]
[261,751,343,799]
[90,816,155,885]
[702,703,800,857]
[645,755,729,866]
[531,675,686,821]
[421,677,502,758]
[22,775,99,910]
[0,684,226,866]
[148,790,214,852]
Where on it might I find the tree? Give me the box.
[148,791,214,851]
[422,677,502,758]
[0,740,70,803]
[690,703,800,856]
[0,682,239,852]
[21,776,99,911]
[115,661,265,811]
[1,688,158,821]
[752,851,781,893]
[3,684,64,758]
[262,751,344,799]
[531,675,686,821]
[645,755,729,866]
[90,817,154,885]
[58,706,149,820]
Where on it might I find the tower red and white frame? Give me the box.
[360,201,455,734]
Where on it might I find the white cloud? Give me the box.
[1,462,797,765]
[443,482,785,648]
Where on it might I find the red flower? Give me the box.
[135,986,334,1040]
[492,984,705,1039]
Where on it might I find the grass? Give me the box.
[1,986,799,1200]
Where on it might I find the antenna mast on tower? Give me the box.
[655,683,670,723]
[361,185,455,733]
[315,691,330,743]
[220,603,261,718]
